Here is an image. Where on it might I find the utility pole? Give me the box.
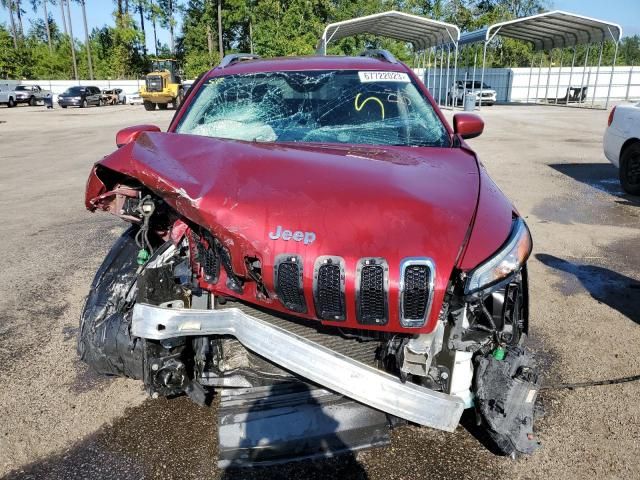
[150,0,158,57]
[64,0,79,80]
[80,0,93,80]
[59,0,68,35]
[138,0,147,56]
[43,0,52,52]
[7,0,18,48]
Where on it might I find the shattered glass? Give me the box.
[176,70,450,147]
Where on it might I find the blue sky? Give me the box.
[1,0,638,52]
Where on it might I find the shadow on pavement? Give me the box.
[536,253,640,325]
[219,382,370,479]
[548,163,640,207]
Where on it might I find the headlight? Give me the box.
[464,217,532,294]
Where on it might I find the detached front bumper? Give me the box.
[132,303,465,432]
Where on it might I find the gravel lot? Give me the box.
[0,102,638,480]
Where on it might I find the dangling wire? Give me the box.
[135,195,156,264]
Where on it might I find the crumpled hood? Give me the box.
[92,132,481,332]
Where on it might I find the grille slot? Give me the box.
[191,231,219,283]
[356,258,388,325]
[275,255,306,313]
[313,257,345,321]
[399,258,435,328]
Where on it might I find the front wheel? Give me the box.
[29,96,36,106]
[79,227,144,378]
[143,101,156,111]
[81,99,88,108]
[620,142,640,195]
[7,97,15,108]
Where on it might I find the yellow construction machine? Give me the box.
[140,59,184,110]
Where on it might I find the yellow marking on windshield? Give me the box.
[354,93,385,120]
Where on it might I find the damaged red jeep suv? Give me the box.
[80,51,540,465]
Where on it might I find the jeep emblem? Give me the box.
[269,226,316,245]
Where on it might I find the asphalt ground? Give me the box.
[0,101,638,480]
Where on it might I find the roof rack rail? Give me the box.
[359,49,398,64]
[218,53,261,69]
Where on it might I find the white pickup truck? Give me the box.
[0,85,17,108]
[14,84,52,106]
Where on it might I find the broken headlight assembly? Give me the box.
[465,217,532,295]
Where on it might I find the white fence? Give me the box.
[414,65,640,106]
[16,79,146,95]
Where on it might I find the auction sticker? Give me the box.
[358,71,410,83]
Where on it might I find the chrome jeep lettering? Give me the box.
[268,226,316,245]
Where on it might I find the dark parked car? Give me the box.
[58,86,103,108]
[81,51,540,465]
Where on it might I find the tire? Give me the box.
[121,97,126,105]
[143,101,156,111]
[7,97,15,108]
[61,105,67,108]
[98,98,104,107]
[29,96,36,106]
[619,142,640,195]
[78,227,144,378]
[81,99,88,108]
[158,103,168,110]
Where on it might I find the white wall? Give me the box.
[413,65,640,105]
[18,79,145,95]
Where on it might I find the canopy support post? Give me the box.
[579,44,590,107]
[544,48,553,104]
[605,39,619,109]
[426,48,432,89]
[566,47,576,107]
[554,48,564,104]
[438,47,444,106]
[445,44,452,108]
[452,42,459,110]
[535,52,544,104]
[591,41,604,108]
[471,44,478,100]
[526,53,535,104]
[478,41,488,111]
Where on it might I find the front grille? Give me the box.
[400,259,434,327]
[146,75,163,92]
[314,257,345,321]
[357,259,388,325]
[275,255,306,313]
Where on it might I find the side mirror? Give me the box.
[453,113,484,140]
[116,124,161,147]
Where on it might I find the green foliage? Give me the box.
[1,0,640,80]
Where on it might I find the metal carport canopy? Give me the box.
[458,10,622,50]
[319,10,460,53]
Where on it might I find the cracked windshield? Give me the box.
[176,70,450,147]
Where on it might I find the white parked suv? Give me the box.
[603,102,640,195]
[448,80,497,106]
[0,85,17,108]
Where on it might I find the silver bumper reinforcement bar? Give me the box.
[132,303,465,432]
